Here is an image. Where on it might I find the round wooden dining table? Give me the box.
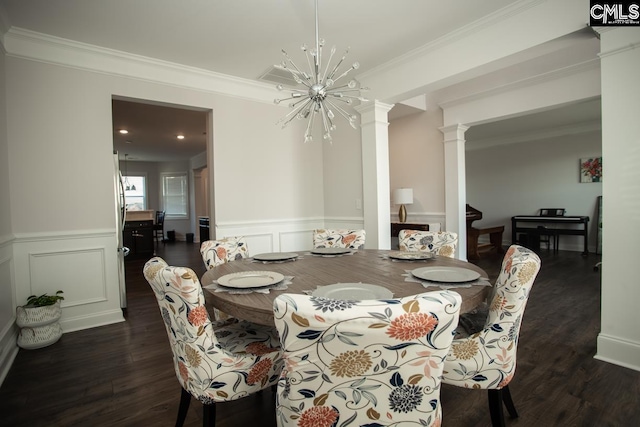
[201,249,490,326]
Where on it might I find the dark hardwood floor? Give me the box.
[1,243,637,426]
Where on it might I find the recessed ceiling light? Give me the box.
[177,135,185,140]
[119,129,129,134]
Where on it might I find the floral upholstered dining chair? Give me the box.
[143,257,283,427]
[200,236,249,270]
[442,245,541,427]
[200,236,249,321]
[399,230,458,258]
[312,228,366,249]
[273,290,462,427]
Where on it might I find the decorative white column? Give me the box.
[439,124,469,260]
[594,27,640,371]
[357,101,394,249]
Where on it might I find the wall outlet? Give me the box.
[355,198,362,210]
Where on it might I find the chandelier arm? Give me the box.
[284,55,313,87]
[278,99,313,127]
[290,96,314,108]
[275,93,305,104]
[327,94,368,102]
[332,66,356,85]
[326,83,353,91]
[326,51,348,82]
[304,49,316,84]
[324,98,355,123]
[320,46,336,84]
[304,107,317,142]
[327,87,364,94]
[318,103,333,141]
[281,67,313,89]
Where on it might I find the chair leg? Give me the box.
[203,403,216,426]
[501,385,519,419]
[176,388,191,427]
[488,389,506,427]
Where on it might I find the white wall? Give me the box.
[0,41,19,385]
[466,131,602,252]
[388,109,446,227]
[4,55,332,338]
[321,118,365,227]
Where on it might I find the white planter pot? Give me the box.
[17,323,63,350]
[16,301,63,349]
[16,300,62,328]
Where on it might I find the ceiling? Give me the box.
[2,0,601,161]
[112,99,208,162]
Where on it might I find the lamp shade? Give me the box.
[393,188,413,205]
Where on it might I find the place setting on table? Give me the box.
[304,282,394,300]
[381,250,435,262]
[307,247,356,257]
[204,270,293,294]
[402,264,491,290]
[251,251,301,264]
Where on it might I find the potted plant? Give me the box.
[16,291,64,349]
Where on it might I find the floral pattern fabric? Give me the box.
[273,290,462,427]
[399,230,458,258]
[143,257,283,405]
[442,245,541,390]
[312,229,366,249]
[200,237,249,320]
[200,236,249,270]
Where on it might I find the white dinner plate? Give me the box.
[217,271,284,289]
[312,283,393,300]
[311,247,353,255]
[253,252,299,262]
[411,266,481,283]
[388,251,434,261]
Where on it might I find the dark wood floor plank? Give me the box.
[1,242,638,427]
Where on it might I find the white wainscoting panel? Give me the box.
[279,229,315,252]
[216,217,326,254]
[29,247,107,306]
[0,239,18,386]
[12,230,125,334]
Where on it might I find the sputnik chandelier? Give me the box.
[274,0,369,143]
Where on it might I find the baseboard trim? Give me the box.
[60,309,125,334]
[595,333,640,372]
[0,325,19,387]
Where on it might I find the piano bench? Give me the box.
[467,225,505,260]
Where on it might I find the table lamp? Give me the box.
[393,188,413,223]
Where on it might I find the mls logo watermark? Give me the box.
[590,1,640,25]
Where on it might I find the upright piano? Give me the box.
[466,204,482,228]
[511,214,589,255]
[466,205,504,260]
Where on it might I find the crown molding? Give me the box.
[3,27,279,104]
[466,120,601,151]
[358,0,543,80]
[439,58,600,110]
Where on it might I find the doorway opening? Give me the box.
[111,96,213,309]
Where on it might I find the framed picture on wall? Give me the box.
[580,157,602,183]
